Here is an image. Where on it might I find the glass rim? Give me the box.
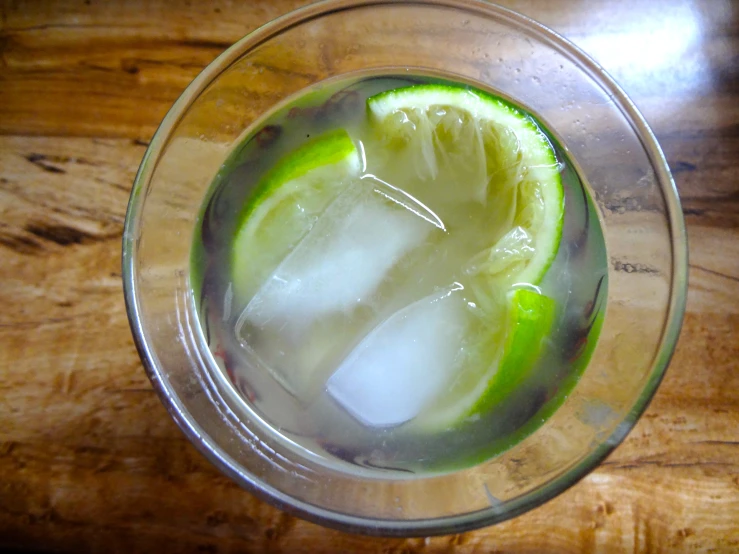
[122,0,688,536]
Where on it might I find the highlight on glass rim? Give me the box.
[191,73,608,475]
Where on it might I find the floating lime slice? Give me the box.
[231,129,361,301]
[368,84,564,430]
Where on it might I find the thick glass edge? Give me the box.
[121,0,689,537]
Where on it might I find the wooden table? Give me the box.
[1,0,737,551]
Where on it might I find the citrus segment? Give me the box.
[231,129,360,302]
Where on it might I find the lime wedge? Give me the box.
[368,84,564,431]
[231,129,361,302]
[368,83,564,288]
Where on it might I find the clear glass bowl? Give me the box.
[122,0,687,536]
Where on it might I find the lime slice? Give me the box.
[368,83,564,288]
[368,84,564,432]
[416,288,556,431]
[231,128,361,301]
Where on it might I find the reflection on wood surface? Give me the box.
[0,0,737,552]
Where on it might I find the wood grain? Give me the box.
[1,0,738,552]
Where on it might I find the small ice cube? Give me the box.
[235,180,442,399]
[326,287,469,427]
[242,183,433,327]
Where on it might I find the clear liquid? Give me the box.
[191,72,608,476]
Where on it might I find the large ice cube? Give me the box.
[235,179,442,399]
[326,287,470,427]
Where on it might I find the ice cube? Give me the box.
[326,286,470,427]
[235,179,442,399]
